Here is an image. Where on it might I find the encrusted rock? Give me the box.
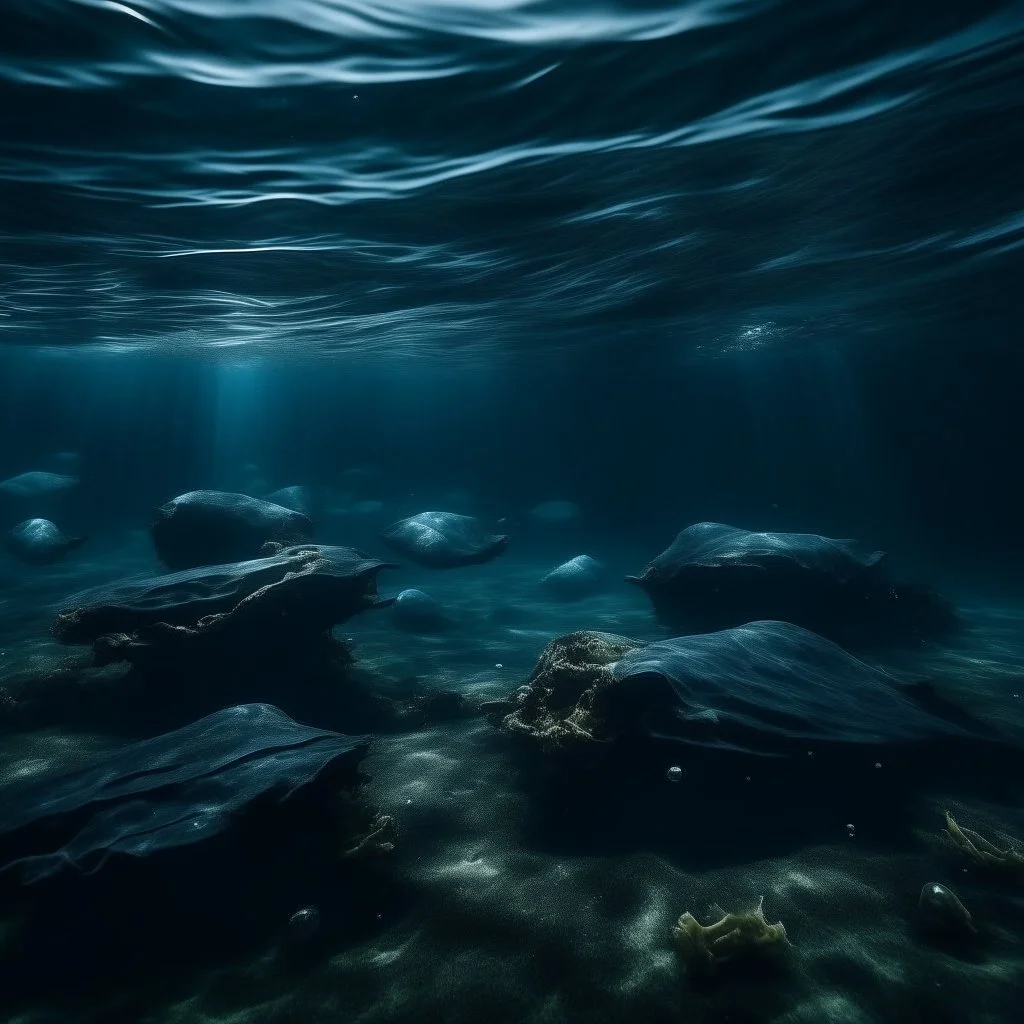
[494,631,639,749]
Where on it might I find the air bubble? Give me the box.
[287,906,320,943]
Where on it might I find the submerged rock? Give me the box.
[380,511,508,569]
[611,620,979,755]
[0,471,78,499]
[151,489,314,570]
[0,703,370,884]
[265,485,314,517]
[6,519,85,565]
[41,545,410,735]
[0,704,394,1003]
[53,544,396,664]
[487,631,641,748]
[493,621,986,756]
[626,521,955,645]
[392,588,451,633]
[540,554,606,601]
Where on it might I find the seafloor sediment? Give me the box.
[1,540,1023,1023]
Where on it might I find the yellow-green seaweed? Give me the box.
[944,810,1024,873]
[671,895,791,976]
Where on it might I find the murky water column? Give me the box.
[209,361,268,493]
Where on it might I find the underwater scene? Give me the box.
[2,1,1024,1022]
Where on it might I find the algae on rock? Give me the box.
[489,631,640,749]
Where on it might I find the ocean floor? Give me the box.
[1,531,1024,1023]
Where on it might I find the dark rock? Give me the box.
[151,489,314,570]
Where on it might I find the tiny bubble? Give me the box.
[666,765,685,783]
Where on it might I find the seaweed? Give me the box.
[671,895,791,977]
[944,810,1024,874]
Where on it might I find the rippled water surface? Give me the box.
[1,0,1022,356]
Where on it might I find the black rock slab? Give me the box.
[610,620,977,756]
[53,544,396,649]
[0,703,369,884]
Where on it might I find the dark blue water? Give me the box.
[1,0,1023,355]
[2,3,1024,1023]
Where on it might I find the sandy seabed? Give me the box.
[1,534,1024,1024]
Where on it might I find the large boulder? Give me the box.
[627,522,955,645]
[151,490,314,570]
[0,703,371,884]
[53,544,396,664]
[490,621,985,757]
